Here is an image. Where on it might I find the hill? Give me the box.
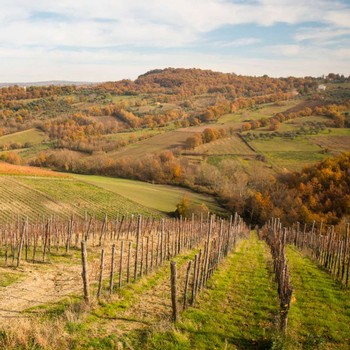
[0,68,349,226]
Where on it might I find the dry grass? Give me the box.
[0,318,68,350]
[0,162,68,177]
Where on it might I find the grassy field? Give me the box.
[110,130,198,159]
[0,175,157,222]
[0,128,47,146]
[72,174,225,215]
[249,137,328,171]
[185,134,255,156]
[130,234,279,349]
[104,128,163,142]
[16,177,157,220]
[218,100,302,124]
[286,246,350,349]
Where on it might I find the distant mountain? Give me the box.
[0,80,94,88]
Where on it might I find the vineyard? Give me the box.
[0,212,348,349]
[0,175,157,222]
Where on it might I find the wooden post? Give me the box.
[66,216,73,253]
[134,215,141,281]
[119,241,124,288]
[191,254,198,305]
[99,214,108,246]
[97,248,105,300]
[140,236,144,278]
[183,260,192,311]
[16,220,26,267]
[127,241,132,284]
[81,241,90,303]
[109,244,116,294]
[170,261,178,322]
[146,236,149,275]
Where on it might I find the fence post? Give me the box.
[81,240,90,303]
[183,260,192,311]
[170,261,178,322]
[97,248,105,300]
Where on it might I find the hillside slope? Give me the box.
[0,175,158,222]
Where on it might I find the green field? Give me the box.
[103,128,163,142]
[185,134,255,156]
[0,175,157,222]
[110,130,198,159]
[72,174,225,215]
[287,246,350,349]
[248,137,328,170]
[218,100,302,124]
[0,128,47,146]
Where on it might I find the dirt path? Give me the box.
[96,253,194,336]
[0,263,82,319]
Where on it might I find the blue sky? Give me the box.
[0,0,349,82]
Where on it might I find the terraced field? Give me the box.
[16,177,157,219]
[0,176,157,222]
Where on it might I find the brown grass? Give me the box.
[0,162,68,177]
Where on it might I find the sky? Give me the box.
[0,0,350,82]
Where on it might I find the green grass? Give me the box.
[0,269,24,287]
[16,176,158,220]
[218,100,301,124]
[129,234,279,349]
[286,246,350,349]
[265,151,329,171]
[0,175,157,222]
[103,128,162,142]
[248,137,328,170]
[109,130,198,158]
[186,135,255,156]
[0,128,47,146]
[72,174,225,215]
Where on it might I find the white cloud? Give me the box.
[0,0,349,80]
[215,38,261,47]
[295,27,350,43]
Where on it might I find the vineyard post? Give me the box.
[160,219,164,264]
[151,233,154,271]
[81,240,90,303]
[191,254,198,305]
[119,241,124,288]
[145,236,149,275]
[66,216,73,253]
[97,248,105,300]
[25,217,29,261]
[109,244,116,294]
[99,213,108,246]
[170,261,178,322]
[127,241,132,284]
[342,223,349,282]
[134,215,141,281]
[140,236,144,278]
[16,220,26,267]
[183,260,192,311]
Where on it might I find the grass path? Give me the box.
[129,233,279,349]
[287,246,350,349]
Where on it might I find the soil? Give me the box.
[0,263,82,319]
